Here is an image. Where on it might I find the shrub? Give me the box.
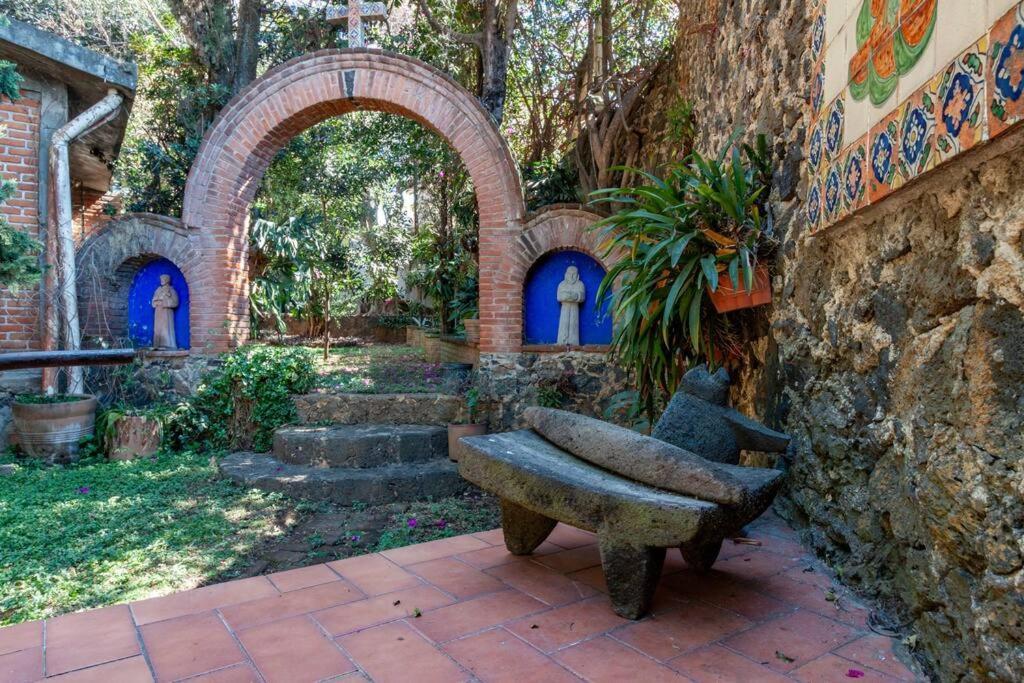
[166,345,317,453]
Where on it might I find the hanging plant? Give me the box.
[590,133,776,420]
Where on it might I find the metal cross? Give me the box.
[327,0,388,48]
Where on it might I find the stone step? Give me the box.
[293,393,466,426]
[219,452,470,506]
[273,424,448,468]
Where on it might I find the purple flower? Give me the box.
[77,486,90,495]
[351,535,361,543]
[846,670,865,679]
[436,519,447,529]
[407,518,418,528]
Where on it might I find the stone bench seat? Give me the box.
[458,429,783,619]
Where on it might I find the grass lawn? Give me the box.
[316,344,458,394]
[0,451,289,625]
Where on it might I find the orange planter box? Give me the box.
[709,265,772,314]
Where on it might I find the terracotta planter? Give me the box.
[108,416,163,461]
[709,265,772,314]
[447,423,487,462]
[423,333,442,363]
[463,318,480,345]
[13,395,97,463]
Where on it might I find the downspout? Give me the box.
[46,88,124,394]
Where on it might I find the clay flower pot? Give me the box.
[709,265,772,314]
[463,318,480,345]
[108,415,163,461]
[447,423,487,462]
[13,395,97,463]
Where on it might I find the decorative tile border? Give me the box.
[807,0,1024,233]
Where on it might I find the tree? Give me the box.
[414,0,519,124]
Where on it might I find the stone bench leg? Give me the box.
[500,499,557,555]
[597,534,666,620]
[679,533,724,571]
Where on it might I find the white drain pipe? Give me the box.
[47,88,124,394]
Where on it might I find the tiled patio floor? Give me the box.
[0,512,919,682]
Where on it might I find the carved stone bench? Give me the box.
[457,426,784,619]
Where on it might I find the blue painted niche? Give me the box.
[523,250,612,346]
[127,258,190,349]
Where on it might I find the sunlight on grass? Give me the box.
[0,452,287,625]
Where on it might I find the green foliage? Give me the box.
[590,133,775,420]
[523,155,581,211]
[0,450,287,625]
[374,497,501,552]
[166,345,317,453]
[465,386,480,423]
[0,58,23,102]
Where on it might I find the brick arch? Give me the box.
[512,205,621,279]
[182,49,527,353]
[76,213,200,345]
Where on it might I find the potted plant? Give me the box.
[12,393,98,463]
[447,387,486,462]
[97,406,164,461]
[590,133,776,421]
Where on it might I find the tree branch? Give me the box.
[414,0,483,47]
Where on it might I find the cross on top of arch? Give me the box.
[327,0,387,48]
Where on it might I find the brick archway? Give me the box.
[182,49,526,354]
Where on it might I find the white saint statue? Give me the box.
[151,274,179,350]
[556,266,585,346]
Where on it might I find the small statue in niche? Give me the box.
[151,274,179,350]
[556,265,585,346]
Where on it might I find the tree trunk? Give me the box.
[233,0,261,94]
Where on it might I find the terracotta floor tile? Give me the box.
[443,627,578,683]
[534,545,602,574]
[412,589,549,643]
[506,596,630,653]
[312,585,454,636]
[782,564,835,589]
[756,573,870,627]
[0,646,41,683]
[408,557,506,599]
[0,620,41,656]
[380,535,491,566]
[455,543,560,570]
[471,528,506,545]
[141,611,244,682]
[661,548,691,574]
[556,635,687,682]
[46,655,153,682]
[611,599,752,662]
[327,554,423,596]
[708,550,799,581]
[664,570,792,621]
[46,605,141,676]
[238,615,355,682]
[266,563,341,593]
[835,635,916,680]
[667,643,792,683]
[131,577,279,626]
[722,609,861,672]
[791,653,898,682]
[338,621,469,682]
[187,663,262,682]
[546,524,598,549]
[220,579,363,630]
[487,560,598,606]
[566,566,607,594]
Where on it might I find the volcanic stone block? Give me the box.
[652,366,791,465]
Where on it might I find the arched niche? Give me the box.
[524,250,612,346]
[127,258,191,350]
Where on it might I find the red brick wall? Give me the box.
[0,89,41,351]
[73,188,120,244]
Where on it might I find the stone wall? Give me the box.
[623,0,1023,678]
[476,352,630,431]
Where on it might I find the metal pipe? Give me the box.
[0,348,138,372]
[46,89,124,394]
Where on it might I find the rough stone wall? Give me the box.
[476,352,631,431]
[624,0,1023,678]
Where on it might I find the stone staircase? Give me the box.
[219,393,470,505]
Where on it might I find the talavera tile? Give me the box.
[934,37,989,164]
[988,2,1024,138]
